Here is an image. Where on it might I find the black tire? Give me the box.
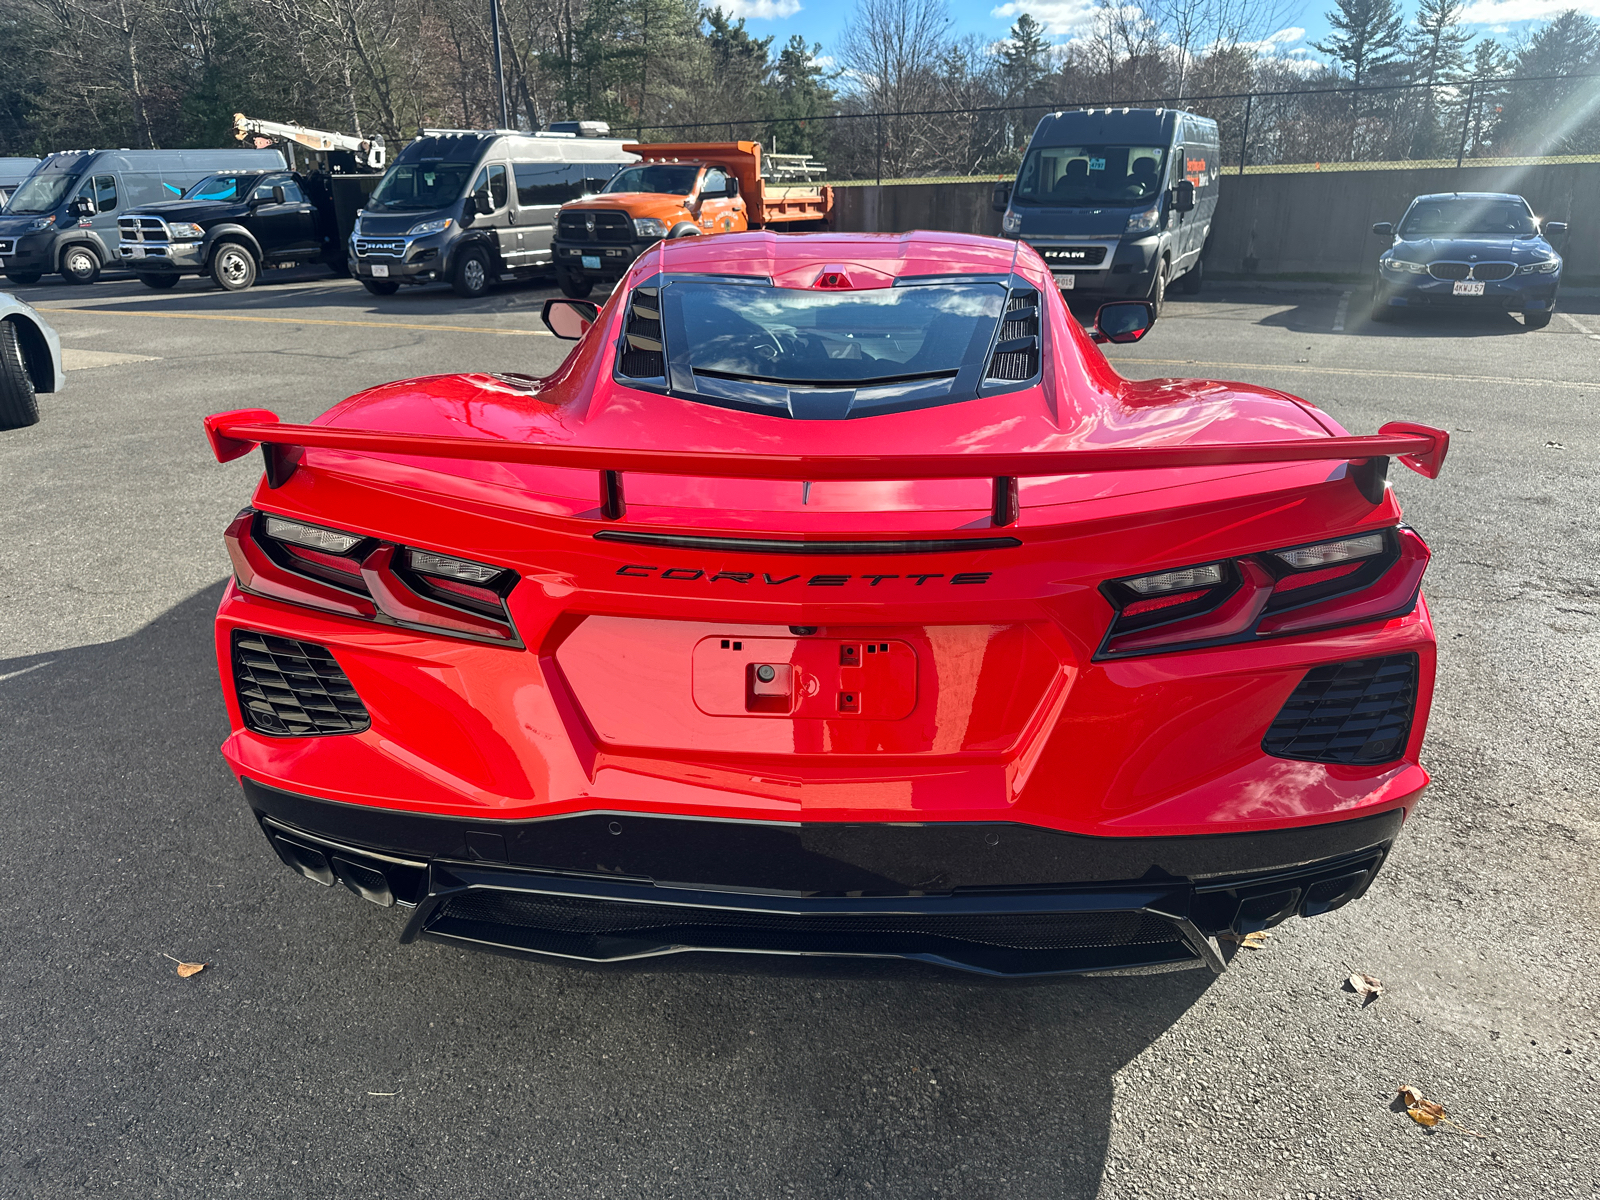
[5,272,42,285]
[361,278,400,296]
[140,273,179,290]
[0,319,41,431]
[210,242,258,291]
[451,246,491,298]
[1146,257,1167,318]
[1369,280,1393,323]
[59,244,101,285]
[1178,256,1203,295]
[1523,309,1554,329]
[555,265,593,299]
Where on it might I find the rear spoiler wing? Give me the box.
[204,409,1447,527]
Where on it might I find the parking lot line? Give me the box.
[1113,357,1592,391]
[39,307,553,337]
[1332,290,1351,332]
[1558,312,1600,340]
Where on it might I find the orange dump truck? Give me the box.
[551,141,833,296]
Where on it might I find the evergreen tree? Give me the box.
[1000,14,1052,100]
[1312,0,1405,88]
[1405,0,1473,158]
[771,35,836,156]
[1498,9,1600,154]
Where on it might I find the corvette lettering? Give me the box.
[615,563,991,585]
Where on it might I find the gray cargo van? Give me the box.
[0,158,42,208]
[350,130,636,298]
[994,108,1221,311]
[0,147,286,285]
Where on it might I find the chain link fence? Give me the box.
[625,70,1600,185]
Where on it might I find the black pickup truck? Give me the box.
[116,169,350,290]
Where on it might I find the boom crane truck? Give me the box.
[114,113,387,291]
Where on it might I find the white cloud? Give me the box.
[718,0,802,18]
[990,0,1099,37]
[1459,0,1600,22]
[811,54,836,70]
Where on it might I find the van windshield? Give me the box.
[664,281,1008,385]
[1014,145,1166,206]
[1399,198,1537,238]
[603,164,700,196]
[7,169,80,214]
[366,162,475,211]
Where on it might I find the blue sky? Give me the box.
[716,0,1594,77]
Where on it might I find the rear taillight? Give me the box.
[1098,526,1428,658]
[225,509,520,645]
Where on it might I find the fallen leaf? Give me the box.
[163,953,206,978]
[1395,1085,1486,1137]
[1346,972,1385,1004]
[1218,930,1271,949]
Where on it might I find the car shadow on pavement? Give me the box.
[0,582,1211,1200]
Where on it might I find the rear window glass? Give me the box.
[663,281,1007,385]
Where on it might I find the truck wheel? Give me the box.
[60,245,101,285]
[362,279,400,296]
[1178,257,1204,295]
[210,243,258,291]
[140,274,179,290]
[1146,257,1167,317]
[5,272,42,286]
[0,319,41,431]
[452,247,490,298]
[555,266,593,299]
[667,223,701,239]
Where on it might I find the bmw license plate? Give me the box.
[1056,273,1075,290]
[582,255,601,270]
[370,263,389,277]
[1453,280,1484,296]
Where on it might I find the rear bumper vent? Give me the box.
[231,630,370,737]
[1261,654,1418,765]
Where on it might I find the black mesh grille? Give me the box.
[1427,261,1471,281]
[1262,654,1417,765]
[435,889,1182,955]
[556,213,591,242]
[231,630,370,737]
[1472,262,1515,281]
[987,288,1040,382]
[618,286,665,378]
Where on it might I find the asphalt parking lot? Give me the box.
[1,268,1597,1199]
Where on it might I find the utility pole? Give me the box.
[491,0,510,129]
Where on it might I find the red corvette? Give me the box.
[204,231,1447,977]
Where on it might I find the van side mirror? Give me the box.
[1092,301,1155,345]
[542,297,601,340]
[1371,222,1393,237]
[73,196,95,217]
[1544,221,1567,237]
[1173,179,1195,213]
[992,181,1012,213]
[271,185,287,205]
[474,192,495,215]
